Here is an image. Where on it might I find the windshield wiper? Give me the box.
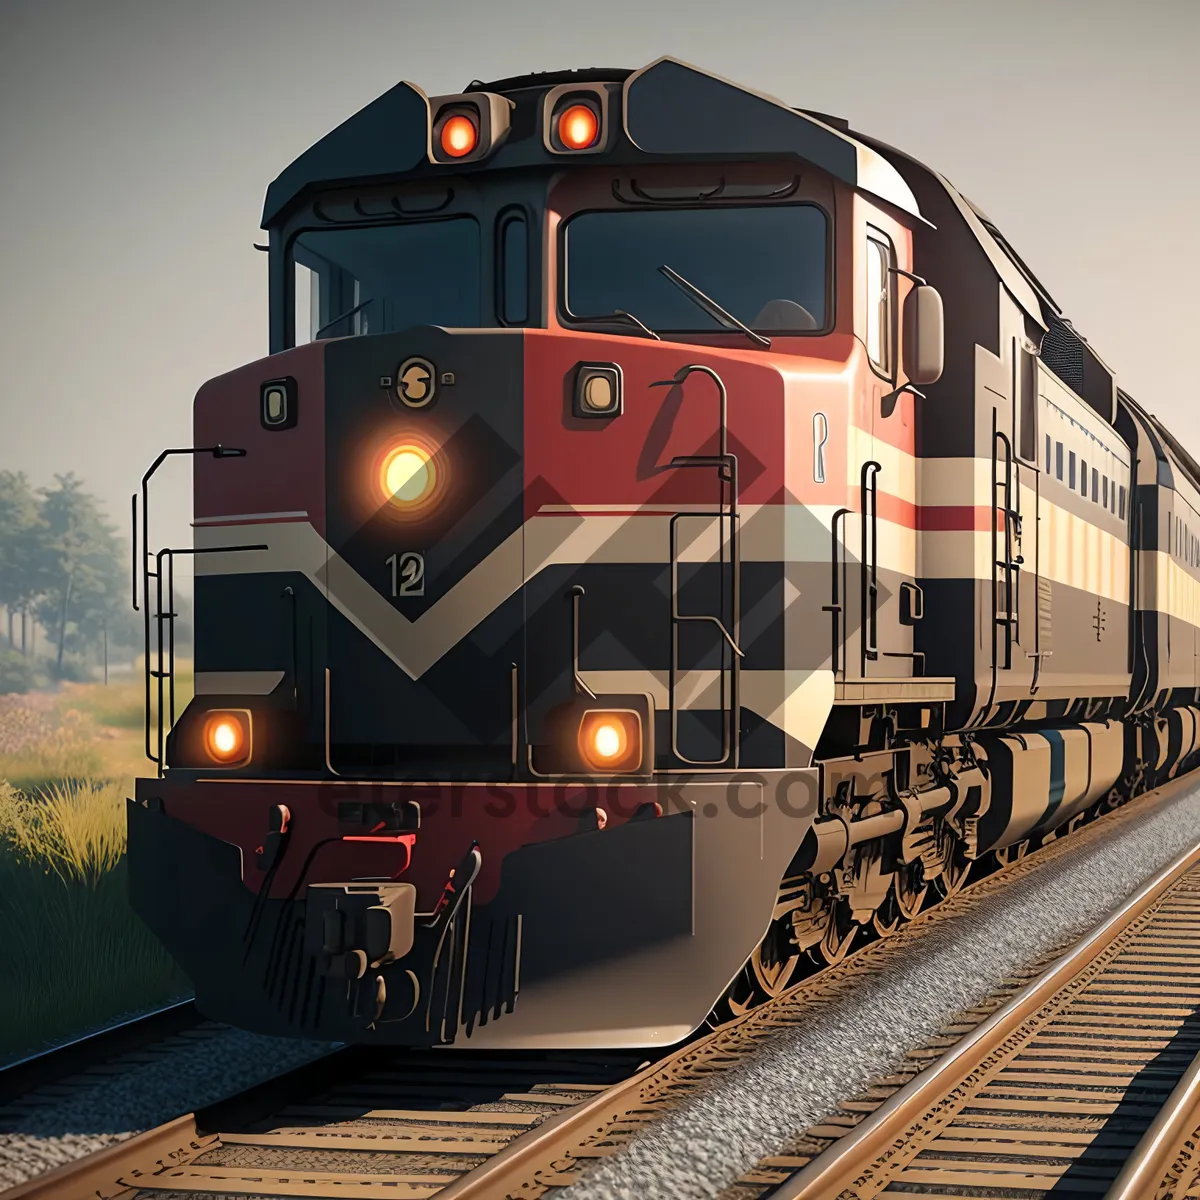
[657,265,770,349]
[571,309,661,341]
[315,297,374,339]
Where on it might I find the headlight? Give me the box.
[577,709,643,773]
[381,444,436,505]
[203,710,251,766]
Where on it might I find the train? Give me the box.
[128,57,1200,1049]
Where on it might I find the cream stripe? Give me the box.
[579,668,834,752]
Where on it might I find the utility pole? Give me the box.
[103,621,108,686]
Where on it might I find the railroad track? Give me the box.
[0,1003,206,1110]
[7,778,1200,1200]
[752,809,1200,1199]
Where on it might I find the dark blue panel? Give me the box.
[262,82,429,225]
[623,59,858,184]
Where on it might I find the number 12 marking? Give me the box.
[387,551,425,597]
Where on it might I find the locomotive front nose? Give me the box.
[320,326,526,776]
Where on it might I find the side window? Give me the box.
[1081,458,1088,498]
[1069,451,1077,490]
[865,232,893,374]
[1017,340,1038,462]
[1056,441,1064,481]
[294,261,316,346]
[497,209,529,326]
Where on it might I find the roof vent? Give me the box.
[463,67,633,94]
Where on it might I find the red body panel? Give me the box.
[139,777,659,907]
[194,343,327,536]
[522,333,788,515]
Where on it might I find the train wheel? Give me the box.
[723,929,800,1018]
[872,863,926,935]
[993,840,1029,868]
[817,900,856,966]
[871,902,901,938]
[749,938,801,1001]
[937,853,971,900]
[893,862,929,920]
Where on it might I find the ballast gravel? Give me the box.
[566,783,1200,1200]
[0,1025,336,1188]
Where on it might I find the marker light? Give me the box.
[439,114,478,159]
[203,710,251,766]
[584,375,615,411]
[381,444,436,505]
[578,709,643,773]
[557,103,599,150]
[573,363,623,419]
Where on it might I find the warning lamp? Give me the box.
[578,709,643,773]
[439,113,478,158]
[544,84,610,155]
[202,710,252,767]
[428,92,512,165]
[557,103,599,150]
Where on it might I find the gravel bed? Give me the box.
[565,783,1200,1199]
[0,1026,337,1188]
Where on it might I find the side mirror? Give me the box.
[903,284,944,386]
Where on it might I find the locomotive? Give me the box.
[128,58,1200,1049]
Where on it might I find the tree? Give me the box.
[32,475,128,677]
[0,471,43,652]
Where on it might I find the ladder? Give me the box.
[653,365,744,768]
[992,425,1023,672]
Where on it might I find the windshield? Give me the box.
[563,205,828,334]
[291,217,482,344]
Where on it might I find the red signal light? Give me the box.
[557,103,599,150]
[439,113,478,159]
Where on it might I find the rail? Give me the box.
[1105,1043,1200,1199]
[771,814,1200,1199]
[0,1000,199,1106]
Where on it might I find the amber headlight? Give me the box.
[203,710,252,767]
[577,709,643,773]
[382,444,436,505]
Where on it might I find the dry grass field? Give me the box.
[0,669,194,1063]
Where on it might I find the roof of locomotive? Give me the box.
[260,56,922,227]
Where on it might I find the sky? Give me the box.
[1,0,1197,562]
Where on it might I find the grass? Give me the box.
[0,665,194,793]
[0,670,196,1064]
[0,778,192,1064]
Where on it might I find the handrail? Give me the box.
[131,443,248,774]
[822,507,851,676]
[860,461,882,669]
[652,364,742,769]
[146,544,265,773]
